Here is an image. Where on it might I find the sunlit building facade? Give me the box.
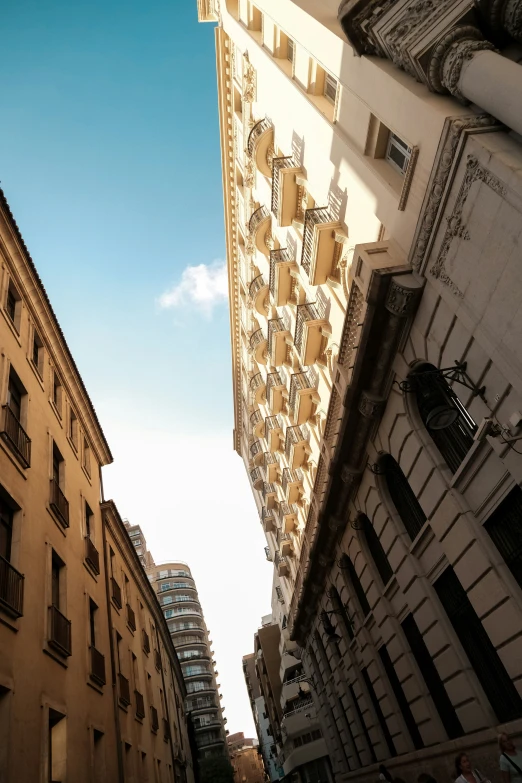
[148,561,229,760]
[199,0,522,781]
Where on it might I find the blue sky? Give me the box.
[1,0,272,737]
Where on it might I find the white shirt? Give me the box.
[500,750,522,783]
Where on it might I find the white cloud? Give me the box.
[158,261,228,315]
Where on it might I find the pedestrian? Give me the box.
[499,733,522,783]
[454,751,490,783]
[378,765,394,783]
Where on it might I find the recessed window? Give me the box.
[4,368,31,468]
[85,501,94,539]
[324,73,338,104]
[287,38,294,63]
[52,371,63,416]
[83,437,91,477]
[32,330,44,376]
[68,409,78,449]
[5,281,21,331]
[385,132,412,175]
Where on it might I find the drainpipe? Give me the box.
[101,510,124,783]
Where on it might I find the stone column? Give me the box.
[478,0,522,44]
[428,24,522,137]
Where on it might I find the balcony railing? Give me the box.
[163,717,170,742]
[301,207,331,276]
[50,478,69,528]
[265,414,283,440]
[249,205,270,235]
[280,502,298,519]
[271,156,295,216]
[151,705,160,733]
[249,274,267,300]
[264,452,279,468]
[247,118,273,158]
[126,603,136,631]
[142,629,151,654]
[90,645,106,686]
[265,546,273,561]
[282,468,303,495]
[49,605,72,657]
[1,405,31,467]
[85,536,100,575]
[250,409,263,432]
[295,303,321,353]
[119,672,131,706]
[262,507,275,523]
[269,247,295,302]
[155,649,162,671]
[250,440,263,460]
[0,554,24,617]
[250,372,265,394]
[262,482,277,500]
[135,690,146,719]
[250,466,264,489]
[249,328,266,355]
[111,577,122,609]
[267,318,290,359]
[289,369,318,420]
[285,425,310,460]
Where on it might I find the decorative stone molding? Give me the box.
[478,0,522,43]
[357,392,385,419]
[328,515,344,532]
[244,156,255,188]
[242,52,256,103]
[505,0,522,41]
[429,26,497,100]
[340,465,361,486]
[409,114,501,273]
[385,275,423,317]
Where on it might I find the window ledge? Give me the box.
[1,308,22,346]
[48,399,63,427]
[67,436,79,459]
[82,464,92,485]
[43,645,68,669]
[409,520,435,558]
[47,505,67,537]
[26,356,45,391]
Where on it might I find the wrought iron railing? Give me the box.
[111,577,122,609]
[301,207,331,276]
[118,672,131,705]
[90,645,106,686]
[282,468,303,495]
[285,425,309,460]
[249,205,270,235]
[49,605,72,656]
[268,318,291,358]
[264,451,279,468]
[151,705,159,732]
[289,371,317,418]
[262,482,277,499]
[266,370,286,406]
[142,628,151,654]
[250,372,265,393]
[265,546,273,562]
[265,414,283,440]
[247,118,272,157]
[294,303,321,354]
[135,690,145,719]
[271,156,295,216]
[279,502,298,519]
[0,554,24,617]
[163,717,170,742]
[249,274,267,300]
[249,328,266,354]
[1,405,31,467]
[126,603,136,631]
[262,506,275,523]
[250,440,263,459]
[50,478,69,528]
[250,467,263,486]
[85,536,100,574]
[250,409,263,431]
[155,649,162,671]
[269,247,293,297]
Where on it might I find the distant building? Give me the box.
[228,732,266,783]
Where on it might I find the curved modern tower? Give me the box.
[148,561,228,760]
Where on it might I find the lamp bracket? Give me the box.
[399,360,486,401]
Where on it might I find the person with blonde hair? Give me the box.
[499,733,522,783]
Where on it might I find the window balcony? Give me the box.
[265,414,283,453]
[249,328,268,365]
[250,439,264,467]
[294,303,330,367]
[268,314,293,367]
[289,369,320,425]
[271,157,302,227]
[278,531,294,558]
[48,605,72,657]
[265,546,273,562]
[250,467,264,490]
[301,207,343,286]
[85,536,100,575]
[142,628,151,654]
[0,554,24,617]
[155,649,162,671]
[163,717,170,742]
[126,603,136,632]
[50,478,69,529]
[262,482,278,509]
[275,553,290,578]
[285,425,311,470]
[282,468,304,504]
[247,118,274,177]
[250,372,266,405]
[90,645,106,686]
[279,503,298,533]
[135,690,146,720]
[249,274,269,316]
[111,576,122,609]
[269,249,298,307]
[264,451,280,483]
[151,705,160,733]
[250,409,265,438]
[1,405,31,468]
[266,370,288,416]
[118,672,131,706]
[262,506,276,533]
[249,206,272,256]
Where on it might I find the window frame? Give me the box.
[323,73,338,105]
[385,132,412,176]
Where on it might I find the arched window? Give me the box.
[411,363,476,473]
[340,554,371,617]
[484,485,522,589]
[358,514,393,586]
[379,454,426,541]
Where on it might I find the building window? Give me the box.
[379,454,426,541]
[5,281,21,331]
[85,501,94,540]
[434,566,522,723]
[49,550,71,656]
[324,73,338,104]
[83,437,91,477]
[385,133,412,175]
[484,486,522,589]
[3,367,31,468]
[287,38,294,63]
[329,586,354,641]
[401,614,463,740]
[348,682,376,764]
[50,443,69,529]
[52,370,63,416]
[359,513,393,586]
[411,364,476,473]
[340,554,370,617]
[378,644,424,750]
[47,708,67,783]
[32,329,44,376]
[361,667,396,757]
[68,409,78,450]
[0,489,23,617]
